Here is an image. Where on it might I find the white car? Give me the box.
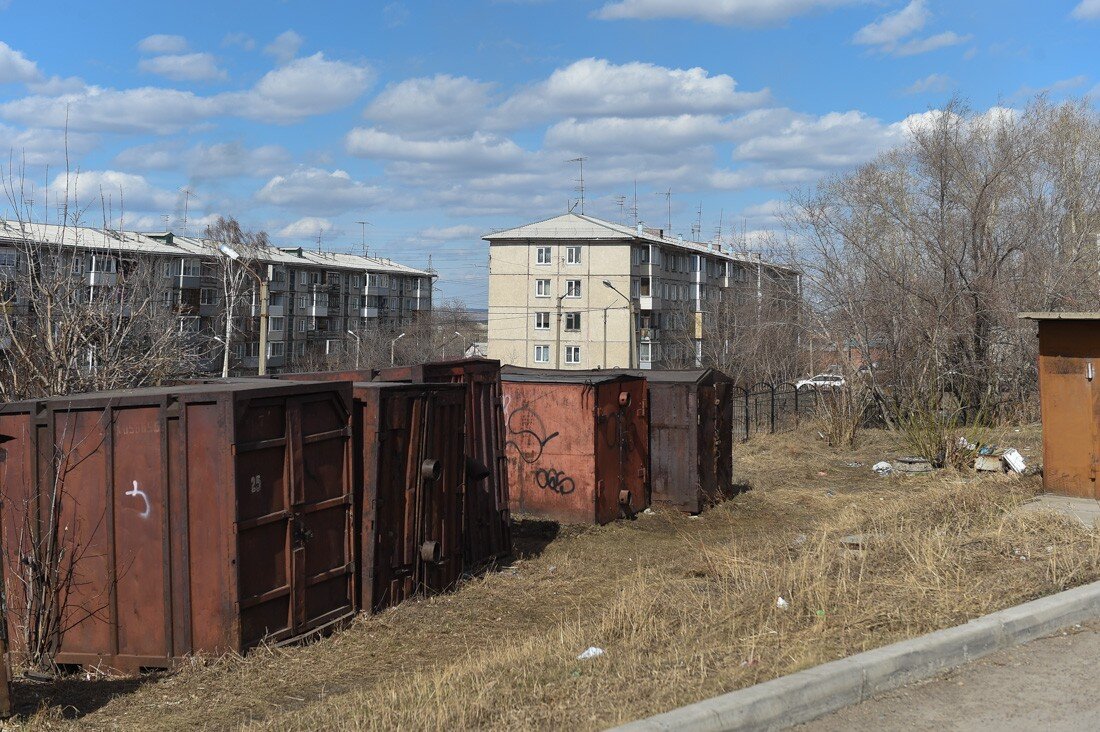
[796,373,846,389]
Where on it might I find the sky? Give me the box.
[0,0,1097,307]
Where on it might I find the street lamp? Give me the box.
[454,331,466,357]
[217,243,270,377]
[602,279,635,369]
[346,330,361,369]
[390,332,406,366]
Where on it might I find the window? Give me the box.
[73,257,86,275]
[268,342,285,358]
[269,316,285,332]
[0,250,17,269]
[534,345,550,363]
[566,246,581,264]
[90,256,117,273]
[349,275,360,288]
[273,268,287,283]
[181,259,201,277]
[565,279,581,298]
[639,342,653,364]
[298,294,308,310]
[564,312,580,331]
[535,311,550,330]
[535,279,551,297]
[565,346,580,364]
[296,318,307,332]
[200,288,216,305]
[639,277,650,296]
[270,292,285,307]
[299,271,309,285]
[536,246,552,265]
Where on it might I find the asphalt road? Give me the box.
[802,622,1100,732]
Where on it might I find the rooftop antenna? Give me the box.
[162,213,170,231]
[181,188,192,236]
[715,208,724,248]
[654,187,671,234]
[567,157,587,214]
[692,202,703,242]
[355,219,372,257]
[614,195,626,224]
[316,227,323,253]
[629,178,639,226]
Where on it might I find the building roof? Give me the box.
[0,219,433,277]
[483,212,797,274]
[1018,312,1100,320]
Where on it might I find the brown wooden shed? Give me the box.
[1020,312,1100,498]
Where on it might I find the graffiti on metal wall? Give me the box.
[535,468,575,495]
[502,395,559,464]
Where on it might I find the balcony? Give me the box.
[360,307,379,318]
[86,271,117,287]
[638,328,660,342]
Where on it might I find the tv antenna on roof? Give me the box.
[614,195,626,224]
[567,157,587,214]
[654,187,671,233]
[355,219,372,258]
[692,202,702,242]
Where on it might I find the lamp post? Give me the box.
[454,331,466,357]
[218,243,270,377]
[346,330,361,369]
[390,332,406,366]
[602,279,635,369]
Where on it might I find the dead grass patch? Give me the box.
[9,425,1082,731]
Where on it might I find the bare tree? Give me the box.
[203,217,270,378]
[787,96,1100,438]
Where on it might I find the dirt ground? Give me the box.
[10,423,1097,731]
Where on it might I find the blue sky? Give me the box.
[0,0,1096,306]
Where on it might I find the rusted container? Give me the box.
[1020,313,1100,498]
[279,369,378,383]
[624,369,733,513]
[375,358,511,565]
[352,382,466,610]
[499,370,648,525]
[0,381,355,672]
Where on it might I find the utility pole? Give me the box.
[554,292,567,368]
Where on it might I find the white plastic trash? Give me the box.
[1002,448,1026,473]
[872,461,893,476]
[577,647,605,660]
[776,596,789,610]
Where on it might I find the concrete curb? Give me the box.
[614,580,1100,732]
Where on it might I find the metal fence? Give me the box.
[732,383,818,441]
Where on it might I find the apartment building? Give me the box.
[0,219,433,372]
[486,213,799,369]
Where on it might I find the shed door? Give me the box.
[1040,356,1099,498]
[235,392,353,645]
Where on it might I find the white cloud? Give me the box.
[55,170,182,212]
[892,31,970,56]
[852,2,969,57]
[0,41,40,83]
[1071,0,1100,20]
[497,58,768,126]
[114,140,290,178]
[903,73,953,95]
[233,53,373,122]
[26,75,85,95]
[278,216,333,239]
[346,128,525,167]
[264,30,303,64]
[137,34,188,54]
[594,0,860,26]
[734,110,900,168]
[418,224,482,242]
[0,87,223,134]
[222,32,256,51]
[0,124,98,165]
[364,74,495,136]
[545,114,736,153]
[255,168,386,215]
[853,0,928,46]
[138,53,227,82]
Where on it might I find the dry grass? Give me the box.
[10,424,1094,731]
